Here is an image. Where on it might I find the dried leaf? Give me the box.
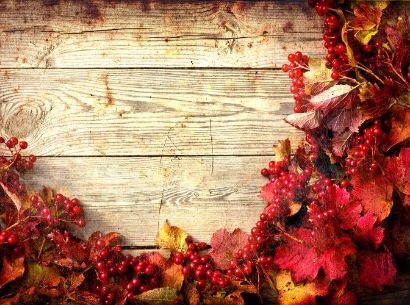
[183,283,200,305]
[210,228,249,270]
[1,182,22,211]
[0,255,25,289]
[351,2,388,44]
[331,130,354,157]
[275,270,329,305]
[310,84,356,114]
[274,139,291,162]
[285,111,322,131]
[341,22,357,67]
[134,287,179,305]
[162,263,184,291]
[304,58,334,96]
[156,222,188,253]
[203,291,245,305]
[327,109,361,133]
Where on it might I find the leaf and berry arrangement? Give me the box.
[0,0,409,304]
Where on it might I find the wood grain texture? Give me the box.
[0,68,303,156]
[0,0,325,68]
[23,156,268,245]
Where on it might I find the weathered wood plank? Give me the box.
[0,68,303,156]
[23,155,269,245]
[0,0,325,68]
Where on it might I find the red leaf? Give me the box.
[351,175,393,222]
[331,130,354,157]
[0,255,25,289]
[209,228,249,270]
[310,85,356,114]
[359,251,396,291]
[274,226,356,282]
[326,109,361,133]
[354,212,384,249]
[285,111,322,131]
[384,148,410,195]
[382,107,410,151]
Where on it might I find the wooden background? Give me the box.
[0,1,409,304]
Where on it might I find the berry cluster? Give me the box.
[173,239,230,290]
[0,230,17,246]
[345,119,385,176]
[0,137,36,171]
[282,52,309,113]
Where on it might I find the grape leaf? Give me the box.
[351,175,393,222]
[134,287,179,305]
[384,148,410,195]
[273,226,356,282]
[275,270,329,305]
[0,255,25,289]
[358,251,396,291]
[156,222,189,253]
[310,85,356,114]
[351,1,389,44]
[354,212,384,249]
[209,228,248,270]
[285,111,322,131]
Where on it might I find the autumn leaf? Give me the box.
[285,111,322,131]
[351,1,389,44]
[384,148,410,195]
[274,139,291,162]
[331,130,354,157]
[156,222,189,253]
[1,182,22,211]
[310,84,356,114]
[382,105,410,151]
[341,22,357,68]
[162,263,184,291]
[327,109,361,134]
[275,270,329,305]
[203,291,245,305]
[209,228,248,270]
[354,212,384,249]
[274,226,356,282]
[134,287,179,305]
[303,58,334,96]
[0,255,24,289]
[183,283,200,305]
[359,251,396,291]
[351,174,393,222]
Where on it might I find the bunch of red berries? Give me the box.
[282,52,309,113]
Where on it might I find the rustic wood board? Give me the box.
[0,68,303,156]
[0,0,325,68]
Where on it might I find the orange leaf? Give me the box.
[351,175,393,222]
[0,255,25,289]
[276,270,329,305]
[382,106,410,151]
[162,263,184,291]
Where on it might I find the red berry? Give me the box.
[19,141,28,149]
[7,234,17,245]
[261,168,269,177]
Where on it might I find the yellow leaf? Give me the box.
[276,270,329,305]
[274,139,291,162]
[135,287,179,305]
[288,201,302,217]
[341,22,357,68]
[156,222,189,253]
[355,29,378,45]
